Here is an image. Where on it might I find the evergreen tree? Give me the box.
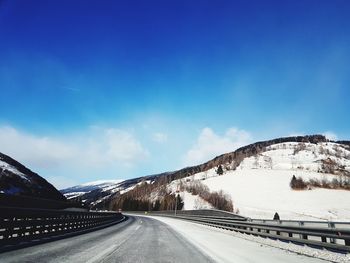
[290,175,307,189]
[176,195,184,210]
[273,212,280,220]
[217,165,224,175]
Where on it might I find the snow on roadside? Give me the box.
[149,215,350,263]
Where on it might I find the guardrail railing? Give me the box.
[146,211,350,253]
[0,206,124,250]
[249,218,350,230]
[151,209,247,219]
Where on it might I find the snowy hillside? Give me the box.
[61,172,172,208]
[62,135,350,220]
[0,152,66,201]
[0,159,31,188]
[240,142,350,173]
[170,141,350,221]
[61,180,124,199]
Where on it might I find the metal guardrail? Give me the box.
[147,212,350,253]
[249,218,350,229]
[0,193,86,210]
[149,209,247,219]
[0,206,124,251]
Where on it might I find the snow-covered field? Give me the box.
[202,169,350,221]
[149,215,349,263]
[170,142,350,221]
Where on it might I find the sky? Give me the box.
[0,0,350,189]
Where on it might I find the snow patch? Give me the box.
[180,191,213,210]
[80,179,124,187]
[0,160,31,182]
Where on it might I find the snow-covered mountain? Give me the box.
[117,135,350,221]
[60,172,172,207]
[62,135,350,221]
[172,140,350,221]
[60,180,125,207]
[0,152,66,201]
[61,180,125,199]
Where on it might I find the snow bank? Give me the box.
[150,216,348,263]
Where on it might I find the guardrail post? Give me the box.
[328,222,336,244]
[276,221,281,235]
[345,239,350,246]
[299,221,307,239]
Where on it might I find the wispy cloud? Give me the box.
[60,86,80,92]
[0,126,149,187]
[183,127,252,166]
[152,132,168,143]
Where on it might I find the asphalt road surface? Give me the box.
[1,215,213,263]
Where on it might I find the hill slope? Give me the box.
[60,172,173,207]
[0,152,66,201]
[63,135,350,220]
[181,140,350,220]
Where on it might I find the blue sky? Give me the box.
[0,1,349,188]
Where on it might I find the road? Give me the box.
[1,215,331,263]
[1,215,213,263]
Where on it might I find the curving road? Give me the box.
[1,215,331,263]
[1,215,213,263]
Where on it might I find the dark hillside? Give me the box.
[0,152,66,202]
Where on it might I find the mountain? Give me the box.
[60,172,173,207]
[184,137,350,221]
[63,135,350,221]
[61,180,125,199]
[60,180,125,206]
[0,152,66,201]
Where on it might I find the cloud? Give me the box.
[152,132,168,143]
[0,126,76,169]
[0,126,149,171]
[61,86,80,92]
[183,127,252,166]
[93,128,149,166]
[323,131,338,141]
